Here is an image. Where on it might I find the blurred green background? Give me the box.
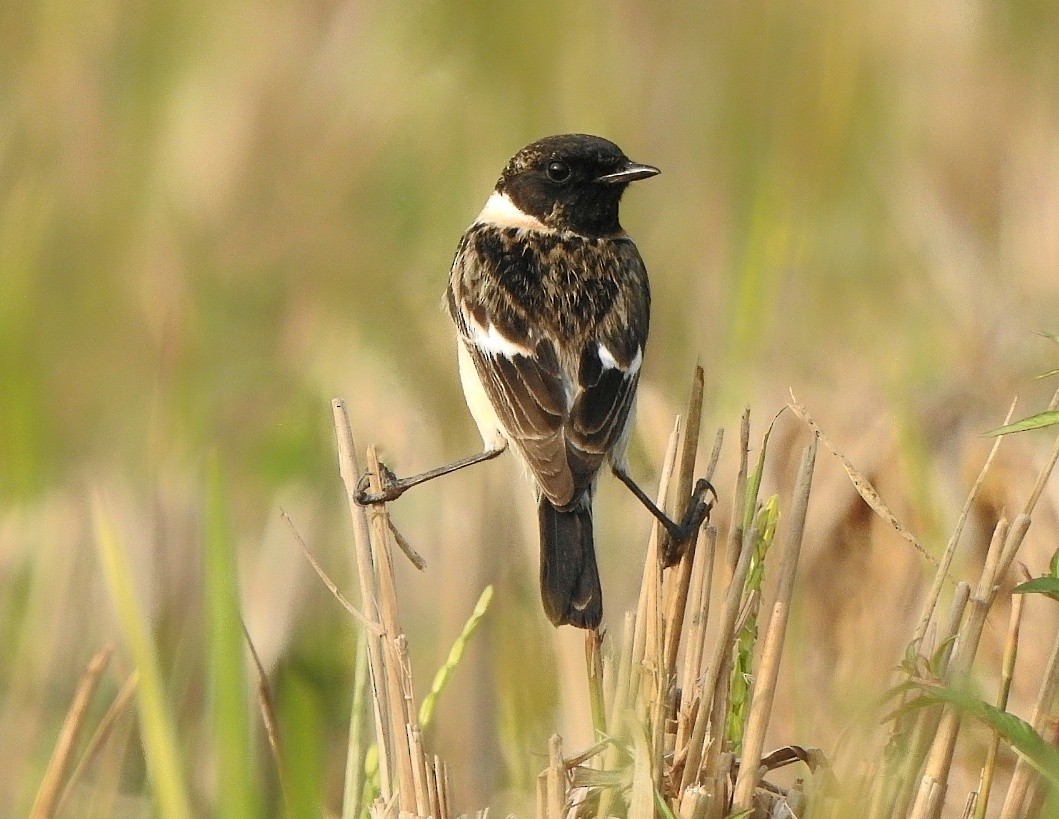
[2,0,1058,815]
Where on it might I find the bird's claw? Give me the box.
[661,478,717,567]
[353,463,405,505]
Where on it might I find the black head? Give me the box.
[496,134,659,237]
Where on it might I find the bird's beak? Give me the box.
[595,161,661,184]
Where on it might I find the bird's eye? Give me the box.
[546,161,571,183]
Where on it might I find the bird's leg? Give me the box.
[355,444,507,505]
[612,466,717,565]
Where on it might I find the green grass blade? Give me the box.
[204,456,260,816]
[418,585,493,729]
[92,496,192,819]
[913,683,1059,787]
[983,410,1059,437]
[342,629,370,819]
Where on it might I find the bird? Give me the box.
[357,134,712,629]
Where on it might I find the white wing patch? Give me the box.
[599,343,643,375]
[475,191,553,232]
[466,314,533,358]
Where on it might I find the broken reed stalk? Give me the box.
[999,623,1059,818]
[880,583,972,819]
[662,373,708,678]
[681,410,758,792]
[973,580,1026,819]
[677,408,754,792]
[333,399,395,804]
[31,645,113,819]
[333,399,458,819]
[547,734,566,819]
[731,433,818,810]
[909,515,1013,819]
[364,446,419,816]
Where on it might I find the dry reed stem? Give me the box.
[407,725,430,816]
[725,408,751,581]
[662,372,708,682]
[909,514,1012,819]
[661,364,705,560]
[731,434,818,810]
[442,759,454,818]
[647,421,683,791]
[913,398,1016,645]
[999,602,1059,816]
[678,785,709,819]
[629,728,654,819]
[677,524,718,752]
[664,422,722,686]
[428,756,443,819]
[333,399,394,800]
[586,629,606,737]
[973,574,1027,819]
[882,582,971,819]
[30,644,113,819]
[364,446,418,815]
[707,752,732,819]
[597,612,636,819]
[629,420,681,735]
[788,395,934,566]
[681,497,758,792]
[680,413,759,793]
[547,734,566,819]
[54,668,137,817]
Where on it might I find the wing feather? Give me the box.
[448,224,649,508]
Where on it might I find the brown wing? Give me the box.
[460,333,576,504]
[448,225,649,508]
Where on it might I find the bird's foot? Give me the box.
[354,463,406,505]
[661,478,717,567]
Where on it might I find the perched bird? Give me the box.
[358,134,711,629]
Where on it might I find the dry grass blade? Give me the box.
[54,670,138,817]
[732,434,817,810]
[281,508,378,631]
[386,517,427,570]
[789,394,935,566]
[662,367,708,678]
[241,619,292,816]
[30,645,113,819]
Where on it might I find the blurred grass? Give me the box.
[2,0,1059,814]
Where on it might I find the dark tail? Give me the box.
[538,493,602,629]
